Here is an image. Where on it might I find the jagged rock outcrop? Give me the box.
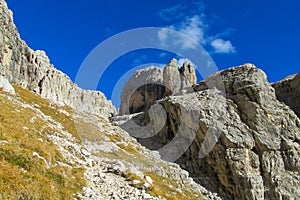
[0,0,115,118]
[272,72,300,117]
[119,64,300,199]
[119,58,196,115]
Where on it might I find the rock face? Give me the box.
[3,0,300,199]
[119,58,196,115]
[0,1,223,199]
[0,0,115,118]
[121,64,300,199]
[0,75,15,94]
[272,72,300,117]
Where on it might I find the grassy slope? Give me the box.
[0,86,85,199]
[0,85,204,200]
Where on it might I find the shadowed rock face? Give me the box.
[128,83,172,114]
[272,72,300,117]
[118,63,300,200]
[119,59,197,115]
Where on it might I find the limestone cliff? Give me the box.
[119,58,196,115]
[118,64,300,199]
[0,0,115,118]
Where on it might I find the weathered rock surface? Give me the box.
[0,0,115,118]
[3,0,300,199]
[0,1,223,199]
[119,64,300,200]
[272,72,300,117]
[0,74,15,94]
[119,58,196,115]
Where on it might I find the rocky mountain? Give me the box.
[0,0,221,199]
[117,64,300,199]
[0,0,115,119]
[1,0,299,199]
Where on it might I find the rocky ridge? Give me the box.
[117,64,300,199]
[0,0,115,118]
[0,0,222,199]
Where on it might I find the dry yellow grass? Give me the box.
[0,85,204,200]
[144,172,203,200]
[0,86,85,199]
[13,85,81,141]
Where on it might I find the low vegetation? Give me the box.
[13,85,81,141]
[1,85,204,200]
[0,87,85,199]
[144,172,202,200]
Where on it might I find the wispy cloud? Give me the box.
[211,39,236,54]
[159,52,167,58]
[132,55,148,66]
[157,15,207,50]
[158,2,205,23]
[157,1,236,54]
[158,4,186,22]
[243,9,254,17]
[177,15,206,45]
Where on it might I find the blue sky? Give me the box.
[6,0,300,107]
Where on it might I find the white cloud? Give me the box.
[178,15,206,45]
[157,15,207,50]
[157,27,195,49]
[157,2,237,54]
[211,39,236,54]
